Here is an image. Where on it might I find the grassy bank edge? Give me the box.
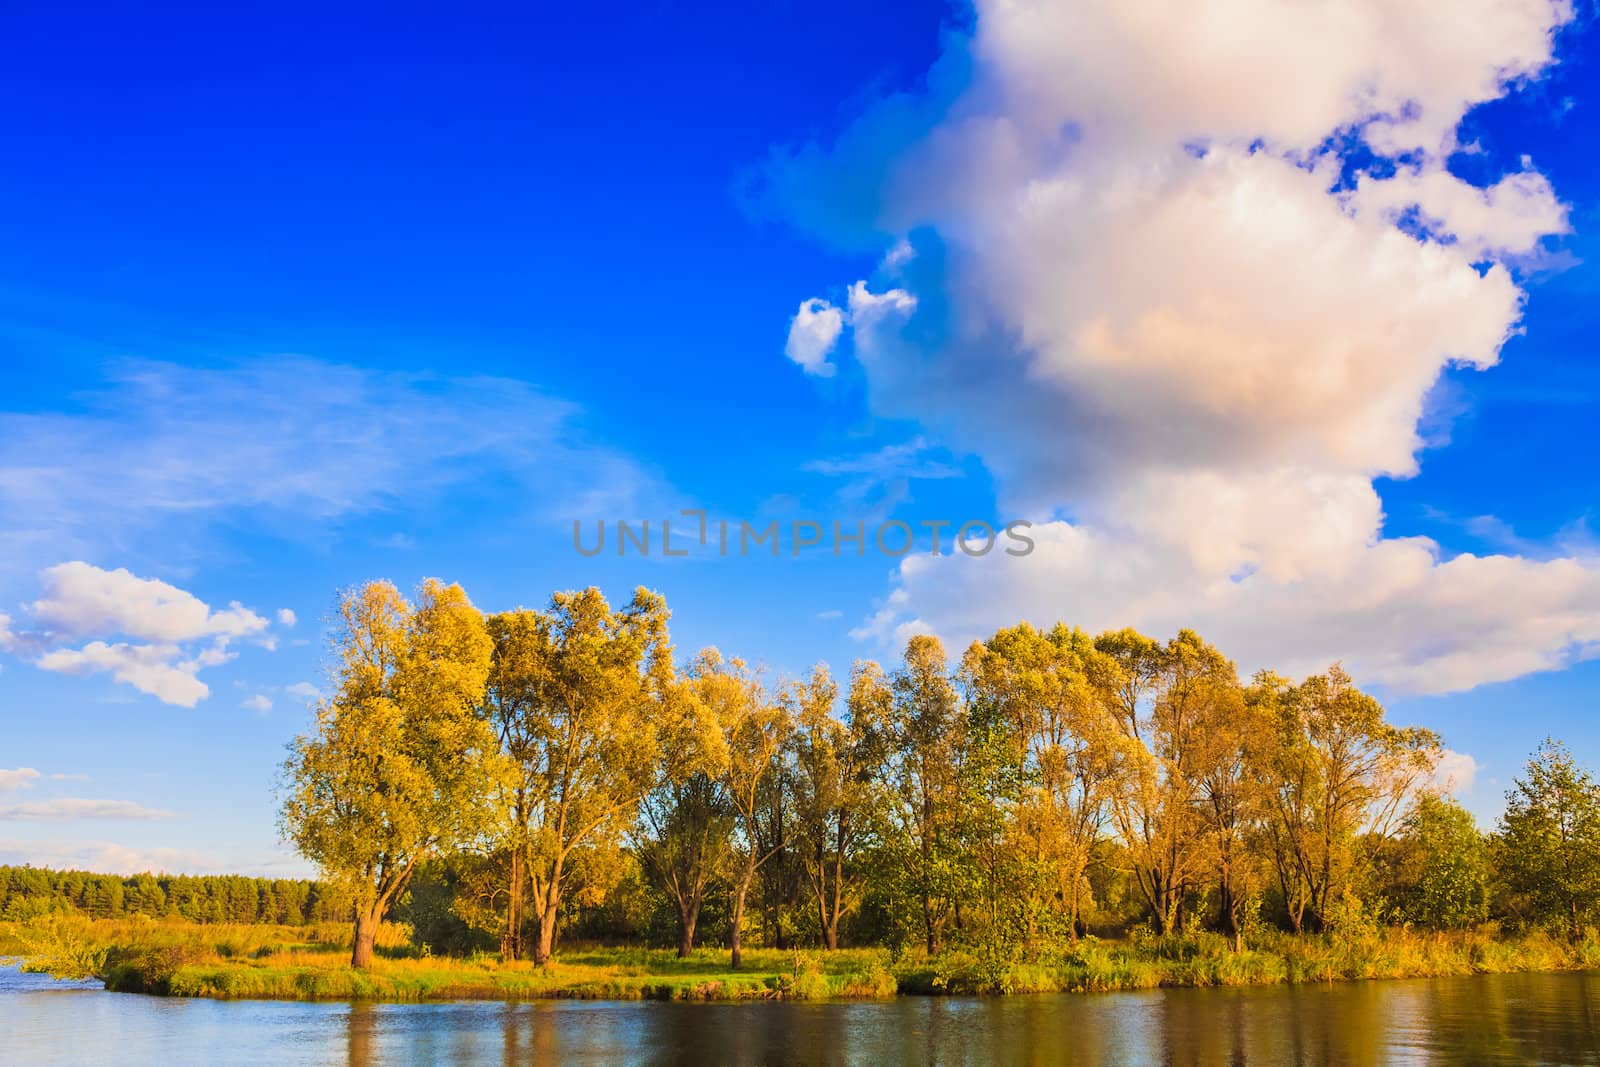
[7,918,1599,1003]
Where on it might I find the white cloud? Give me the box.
[0,798,174,821]
[1,563,293,707]
[0,768,41,793]
[1432,750,1480,795]
[771,0,1588,694]
[285,681,322,702]
[241,694,272,714]
[37,641,211,707]
[31,562,268,643]
[276,608,297,627]
[859,524,1600,694]
[785,297,846,377]
[1355,164,1568,262]
[968,0,1571,158]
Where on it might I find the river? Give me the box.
[4,963,1599,1065]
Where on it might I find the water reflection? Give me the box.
[5,965,1600,1065]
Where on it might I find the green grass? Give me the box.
[894,926,1600,995]
[1,915,897,1002]
[5,915,1596,1003]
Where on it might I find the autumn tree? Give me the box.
[487,587,672,964]
[481,608,544,961]
[1497,739,1600,940]
[789,663,885,950]
[689,650,793,969]
[1191,671,1265,949]
[1259,665,1439,932]
[281,579,496,967]
[963,623,1115,943]
[1096,629,1233,935]
[634,654,732,958]
[637,771,734,957]
[876,635,967,955]
[750,729,802,951]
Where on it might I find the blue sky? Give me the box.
[1,1,1597,875]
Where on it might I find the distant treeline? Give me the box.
[0,866,345,925]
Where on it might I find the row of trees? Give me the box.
[0,866,342,925]
[279,580,1600,968]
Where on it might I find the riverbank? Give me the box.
[5,915,1598,1002]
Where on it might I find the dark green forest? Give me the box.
[0,866,344,925]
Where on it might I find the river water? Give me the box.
[4,963,1599,1065]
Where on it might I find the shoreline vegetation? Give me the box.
[8,915,1600,1003]
[12,580,1600,1006]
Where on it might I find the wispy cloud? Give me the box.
[0,357,664,581]
[803,437,965,516]
[0,798,174,821]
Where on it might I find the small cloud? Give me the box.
[277,608,297,627]
[881,239,915,273]
[32,562,268,643]
[1430,749,1478,795]
[0,798,175,821]
[241,694,272,714]
[0,768,41,793]
[785,297,845,377]
[285,681,322,702]
[817,610,844,620]
[803,438,962,481]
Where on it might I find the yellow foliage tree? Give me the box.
[280,579,496,967]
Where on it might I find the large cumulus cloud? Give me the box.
[767,0,1590,693]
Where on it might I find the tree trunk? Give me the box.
[1219,880,1242,951]
[677,915,697,958]
[351,908,378,969]
[730,883,748,970]
[822,920,838,951]
[532,896,558,965]
[502,844,525,963]
[1067,859,1084,945]
[816,882,831,951]
[676,899,699,958]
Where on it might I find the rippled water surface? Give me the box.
[5,963,1600,1065]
